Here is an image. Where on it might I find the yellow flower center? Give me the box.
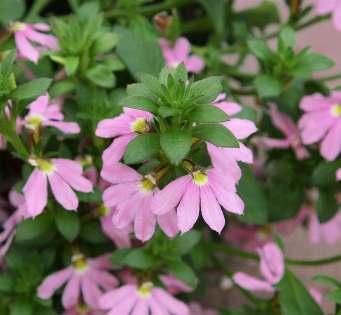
[10,22,27,32]
[77,304,90,314]
[192,171,208,186]
[26,114,44,131]
[29,158,55,174]
[131,118,149,133]
[72,253,89,273]
[79,155,93,167]
[98,204,110,217]
[137,282,154,298]
[331,104,341,117]
[139,175,156,193]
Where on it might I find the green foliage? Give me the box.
[54,208,80,241]
[0,0,25,24]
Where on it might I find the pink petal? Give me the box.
[185,55,205,73]
[320,121,341,160]
[223,118,257,140]
[131,299,149,315]
[134,197,157,242]
[214,100,241,116]
[32,23,51,31]
[44,121,80,134]
[149,299,169,315]
[262,138,291,149]
[153,288,189,315]
[337,168,341,181]
[62,275,81,308]
[25,28,59,50]
[48,173,78,210]
[101,216,131,248]
[233,272,275,293]
[102,134,135,166]
[107,293,138,315]
[103,183,137,208]
[99,285,136,309]
[101,163,141,184]
[87,269,118,290]
[174,37,191,61]
[81,276,102,308]
[23,169,48,217]
[28,94,49,114]
[95,116,132,138]
[151,175,191,215]
[300,93,331,112]
[177,183,200,233]
[157,208,179,237]
[269,104,297,135]
[15,32,39,63]
[333,3,341,30]
[200,185,225,233]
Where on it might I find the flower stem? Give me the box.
[317,73,341,82]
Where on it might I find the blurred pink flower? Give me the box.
[64,305,105,315]
[12,22,59,63]
[24,158,93,217]
[309,287,323,306]
[160,37,205,73]
[95,108,152,166]
[337,168,341,181]
[316,0,341,31]
[189,302,218,315]
[263,104,309,160]
[99,282,189,315]
[38,254,118,309]
[0,191,27,260]
[151,167,243,233]
[299,92,341,161]
[101,162,178,241]
[160,275,193,295]
[208,93,257,181]
[233,242,284,294]
[25,94,80,134]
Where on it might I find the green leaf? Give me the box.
[93,32,118,54]
[254,75,281,98]
[312,160,341,187]
[316,190,338,223]
[313,275,341,287]
[10,300,33,315]
[16,212,53,242]
[80,221,107,244]
[11,78,52,100]
[64,56,79,76]
[119,96,158,113]
[86,65,116,88]
[55,208,80,241]
[192,123,239,147]
[299,52,334,72]
[124,248,154,269]
[327,289,341,304]
[160,130,192,165]
[248,39,272,61]
[278,270,324,315]
[279,25,296,50]
[138,73,163,97]
[111,248,130,267]
[167,259,198,288]
[173,230,201,255]
[115,26,164,79]
[189,105,228,123]
[50,79,76,98]
[0,0,25,24]
[237,165,269,224]
[124,133,160,164]
[191,76,222,103]
[197,0,225,36]
[0,274,13,292]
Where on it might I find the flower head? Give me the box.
[101,162,178,241]
[96,108,152,166]
[299,92,341,161]
[160,37,204,73]
[23,158,93,217]
[316,0,341,31]
[99,282,189,315]
[12,22,59,63]
[151,167,244,233]
[263,104,309,160]
[38,254,118,309]
[25,94,80,135]
[233,242,284,294]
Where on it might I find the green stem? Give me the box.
[286,255,341,266]
[317,73,341,82]
[25,0,51,20]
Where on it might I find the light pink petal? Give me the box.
[102,134,135,165]
[81,276,102,309]
[25,28,59,50]
[151,175,191,215]
[131,299,149,315]
[134,197,157,242]
[300,93,331,112]
[62,275,81,308]
[44,121,80,134]
[309,287,323,306]
[149,299,169,315]
[214,100,241,116]
[23,169,48,217]
[320,122,341,160]
[37,267,73,299]
[113,193,142,229]
[333,3,341,30]
[28,94,49,114]
[308,212,321,244]
[177,183,200,233]
[101,163,141,184]
[200,185,225,233]
[337,168,341,181]
[52,158,82,174]
[185,55,205,73]
[262,138,291,149]
[15,32,39,63]
[95,116,132,138]
[223,119,257,140]
[174,37,191,60]
[87,269,118,290]
[48,173,78,210]
[123,107,153,120]
[99,285,136,309]
[32,23,51,31]
[160,275,192,295]
[157,208,179,237]
[233,272,275,293]
[269,105,297,135]
[101,216,131,248]
[103,183,136,208]
[107,293,138,315]
[153,288,189,315]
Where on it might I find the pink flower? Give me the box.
[151,167,244,233]
[160,37,205,73]
[160,275,193,295]
[189,302,218,315]
[309,287,323,306]
[95,108,152,166]
[98,205,131,248]
[262,105,309,160]
[25,94,80,134]
[38,254,118,309]
[64,305,104,315]
[316,0,341,31]
[233,242,284,294]
[99,282,189,315]
[101,162,178,241]
[12,22,59,63]
[337,168,341,181]
[207,94,257,181]
[0,191,27,260]
[299,92,341,161]
[23,157,93,217]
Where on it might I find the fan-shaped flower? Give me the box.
[38,254,118,309]
[299,92,341,161]
[151,167,244,233]
[11,22,59,63]
[23,157,93,217]
[160,37,204,73]
[101,162,178,241]
[99,282,189,315]
[96,108,152,166]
